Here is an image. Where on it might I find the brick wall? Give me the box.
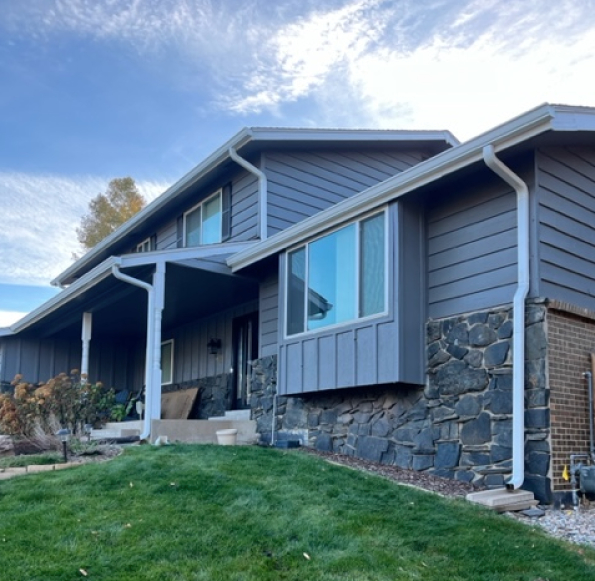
[547,304,595,492]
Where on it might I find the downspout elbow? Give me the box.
[483,145,530,491]
[228,146,268,240]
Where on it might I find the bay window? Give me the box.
[286,211,386,336]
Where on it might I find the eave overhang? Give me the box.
[227,103,595,272]
[10,242,256,335]
[52,128,457,286]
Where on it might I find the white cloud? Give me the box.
[0,311,27,328]
[0,173,168,286]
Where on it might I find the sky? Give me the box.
[1,0,595,327]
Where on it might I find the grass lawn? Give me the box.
[1,445,594,580]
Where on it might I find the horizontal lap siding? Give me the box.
[259,274,279,357]
[156,221,177,250]
[428,184,517,319]
[537,147,595,309]
[265,149,425,235]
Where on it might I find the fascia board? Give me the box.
[0,328,14,337]
[228,103,559,272]
[52,128,254,286]
[12,257,119,333]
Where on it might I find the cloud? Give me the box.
[0,173,168,286]
[0,311,27,328]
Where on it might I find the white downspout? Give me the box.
[482,144,530,490]
[228,147,268,240]
[81,312,92,384]
[111,262,165,441]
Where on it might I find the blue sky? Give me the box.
[1,0,595,326]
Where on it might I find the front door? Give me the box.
[232,312,258,409]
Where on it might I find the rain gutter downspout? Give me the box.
[228,147,268,240]
[482,145,530,490]
[111,261,165,441]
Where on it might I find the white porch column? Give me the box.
[81,312,93,384]
[149,262,166,423]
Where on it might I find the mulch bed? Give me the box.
[302,448,484,498]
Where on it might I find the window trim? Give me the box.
[136,238,151,253]
[183,189,223,247]
[283,208,389,339]
[161,339,174,386]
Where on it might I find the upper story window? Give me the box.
[136,238,151,253]
[286,211,386,336]
[184,190,222,247]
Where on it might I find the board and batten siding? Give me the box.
[427,181,518,319]
[167,300,259,384]
[264,149,427,236]
[259,273,279,357]
[536,147,595,310]
[277,202,425,395]
[0,335,133,389]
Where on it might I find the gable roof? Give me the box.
[227,103,595,272]
[53,127,457,286]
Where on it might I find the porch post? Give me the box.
[149,262,166,423]
[81,312,92,384]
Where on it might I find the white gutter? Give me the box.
[111,262,156,441]
[482,144,530,491]
[228,147,268,240]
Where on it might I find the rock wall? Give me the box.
[164,373,232,419]
[250,302,551,501]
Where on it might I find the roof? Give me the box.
[53,127,457,286]
[227,103,595,272]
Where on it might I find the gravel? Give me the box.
[302,449,595,548]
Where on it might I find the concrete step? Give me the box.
[90,427,140,440]
[151,418,258,445]
[208,409,251,421]
[466,488,536,512]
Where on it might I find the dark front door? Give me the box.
[232,312,258,409]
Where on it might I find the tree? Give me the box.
[76,177,146,250]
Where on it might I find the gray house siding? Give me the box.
[277,201,425,395]
[167,300,259,385]
[259,274,278,358]
[264,149,428,236]
[427,180,518,319]
[536,147,595,311]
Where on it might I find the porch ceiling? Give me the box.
[20,263,258,340]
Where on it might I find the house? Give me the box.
[2,104,595,503]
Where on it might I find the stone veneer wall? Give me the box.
[163,373,232,419]
[547,302,595,494]
[251,302,552,501]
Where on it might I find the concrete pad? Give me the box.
[466,488,535,511]
[27,464,55,473]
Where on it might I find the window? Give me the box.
[161,340,174,385]
[136,238,151,253]
[184,191,222,247]
[286,212,386,336]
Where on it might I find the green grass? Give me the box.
[0,451,63,468]
[1,445,594,581]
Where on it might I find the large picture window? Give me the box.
[184,191,222,247]
[286,212,386,336]
[161,340,174,385]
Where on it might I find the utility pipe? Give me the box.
[228,147,268,240]
[483,145,530,490]
[585,367,595,463]
[111,263,165,441]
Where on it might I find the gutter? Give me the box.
[111,261,156,441]
[228,147,268,240]
[227,103,565,272]
[482,145,530,490]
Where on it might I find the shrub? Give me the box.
[0,372,115,440]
